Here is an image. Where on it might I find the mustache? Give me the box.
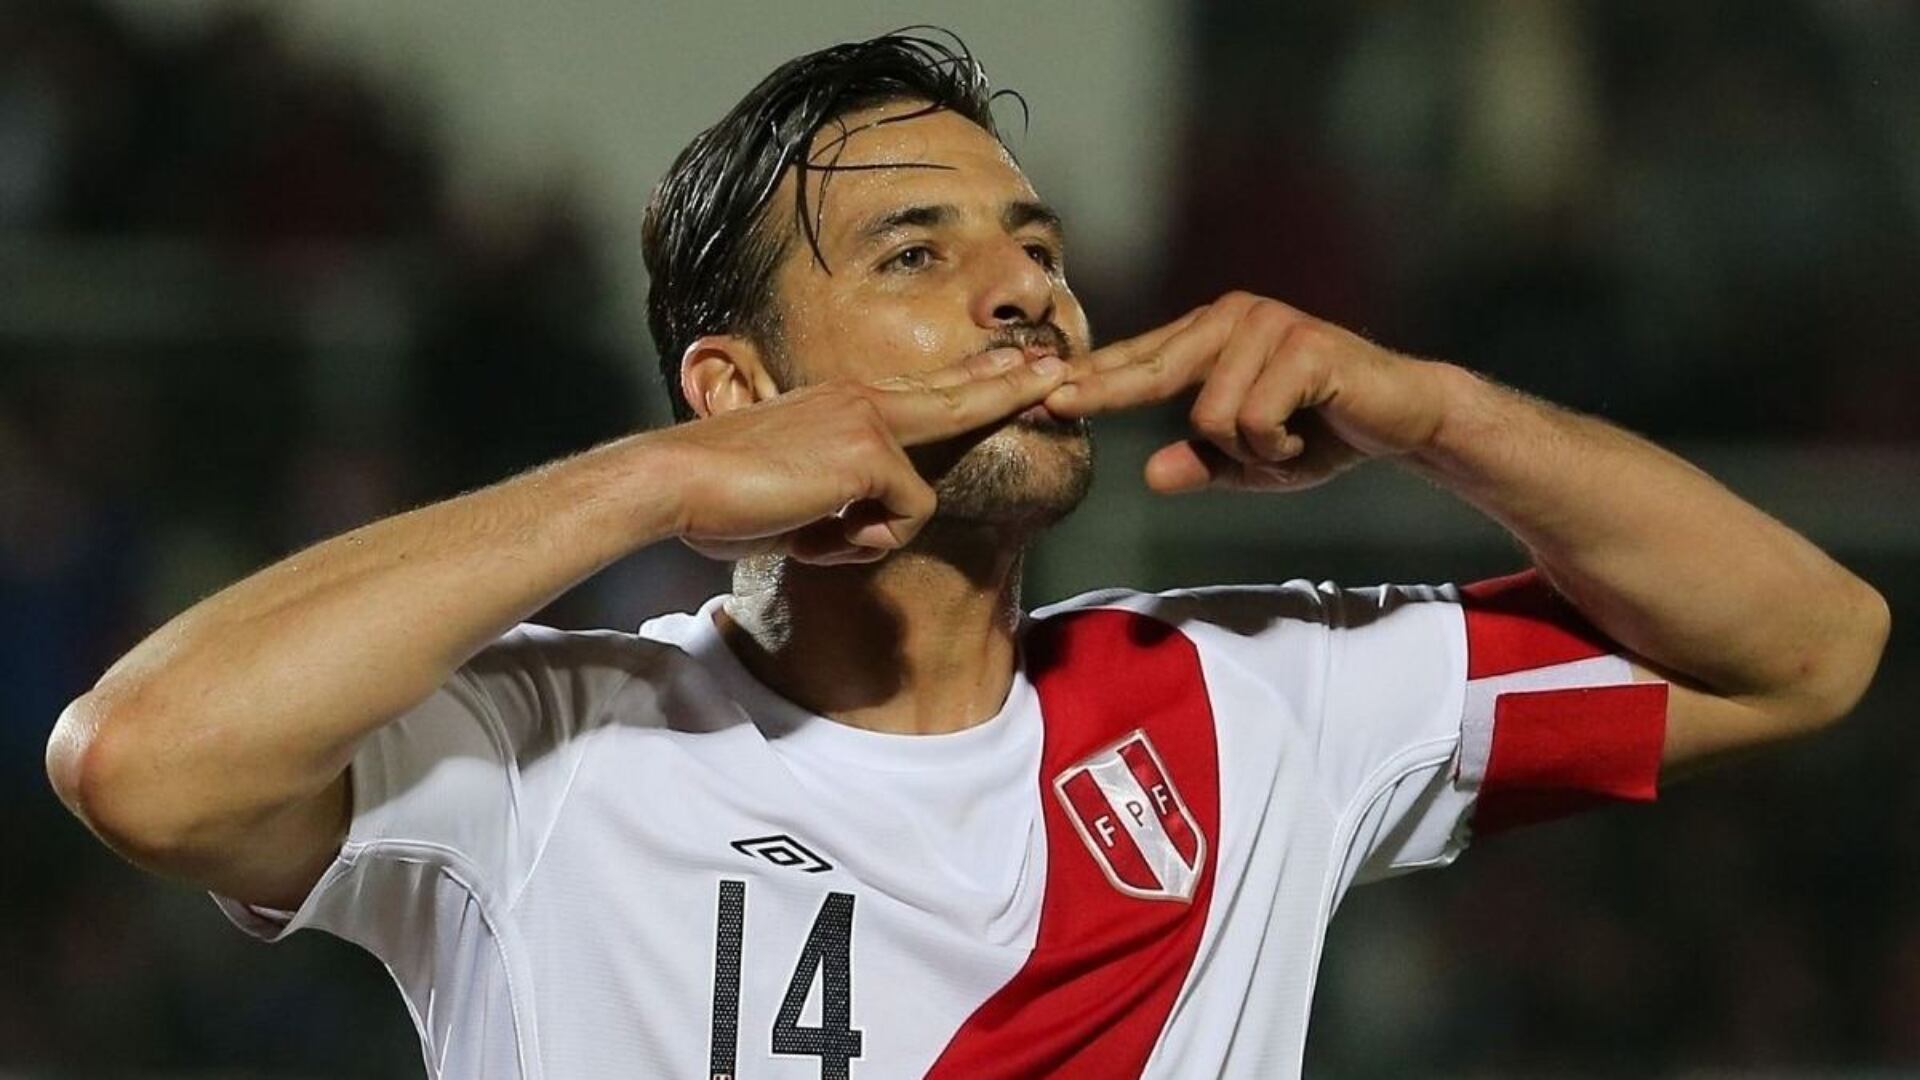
[983,322,1074,360]
[996,324,1087,436]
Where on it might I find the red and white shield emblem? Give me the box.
[1053,730,1207,903]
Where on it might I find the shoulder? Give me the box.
[1026,583,1466,695]
[1029,580,1460,635]
[433,607,732,750]
[470,606,720,685]
[469,622,665,677]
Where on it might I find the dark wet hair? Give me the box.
[641,28,1021,422]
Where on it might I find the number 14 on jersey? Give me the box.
[710,879,865,1080]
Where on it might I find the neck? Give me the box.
[713,522,1030,735]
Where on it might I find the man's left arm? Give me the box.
[1406,362,1887,777]
[1045,292,1891,779]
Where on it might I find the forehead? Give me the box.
[787,101,1040,245]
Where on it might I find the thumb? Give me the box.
[1144,440,1221,494]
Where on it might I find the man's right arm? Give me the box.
[43,348,1068,912]
[45,433,685,910]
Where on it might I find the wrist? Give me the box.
[563,431,693,555]
[1411,361,1500,471]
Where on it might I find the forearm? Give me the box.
[1407,364,1888,723]
[49,432,686,847]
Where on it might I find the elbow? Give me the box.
[46,685,196,863]
[1795,576,1891,732]
[45,694,101,825]
[1846,579,1893,708]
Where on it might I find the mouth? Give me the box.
[962,329,1080,431]
[1012,400,1081,434]
[1013,347,1080,431]
[984,324,1074,363]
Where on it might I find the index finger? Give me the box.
[871,354,1073,446]
[1074,305,1209,378]
[1050,297,1292,418]
[868,348,1029,393]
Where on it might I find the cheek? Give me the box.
[785,309,964,383]
[843,308,973,379]
[909,323,942,355]
[1057,293,1093,353]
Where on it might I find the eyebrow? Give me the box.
[852,200,1067,248]
[1003,199,1064,243]
[854,203,958,245]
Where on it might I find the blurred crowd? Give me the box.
[1,0,1915,1075]
[1,2,661,1070]
[1159,0,1920,443]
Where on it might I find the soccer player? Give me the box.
[47,31,1887,1080]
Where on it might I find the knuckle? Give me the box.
[1190,400,1233,438]
[832,471,868,508]
[889,476,935,521]
[1246,300,1288,332]
[1237,405,1278,441]
[842,415,889,453]
[1289,318,1336,354]
[819,381,872,415]
[844,389,885,422]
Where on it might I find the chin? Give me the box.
[930,421,1094,529]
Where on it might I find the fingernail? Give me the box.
[989,349,1021,370]
[1050,382,1078,398]
[1033,356,1066,377]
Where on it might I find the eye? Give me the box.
[1024,242,1061,272]
[881,244,936,273]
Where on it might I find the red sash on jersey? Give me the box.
[925,609,1220,1079]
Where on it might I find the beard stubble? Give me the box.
[926,320,1095,530]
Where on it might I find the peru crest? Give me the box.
[1052,730,1207,902]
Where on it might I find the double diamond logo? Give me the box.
[730,834,833,874]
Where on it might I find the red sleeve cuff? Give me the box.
[1472,682,1668,834]
[1459,570,1669,835]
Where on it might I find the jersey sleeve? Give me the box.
[209,623,649,945]
[1449,570,1668,834]
[1104,568,1666,889]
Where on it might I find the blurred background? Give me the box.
[2,0,1915,1075]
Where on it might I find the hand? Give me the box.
[658,348,1071,564]
[1043,292,1454,493]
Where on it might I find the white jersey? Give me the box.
[214,572,1666,1079]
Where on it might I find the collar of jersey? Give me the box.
[658,592,1041,773]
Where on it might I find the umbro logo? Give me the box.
[730,834,833,874]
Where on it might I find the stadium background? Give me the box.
[2,0,1915,1075]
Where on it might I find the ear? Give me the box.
[680,335,786,419]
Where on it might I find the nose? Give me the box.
[970,237,1055,331]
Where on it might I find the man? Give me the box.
[47,31,1886,1079]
